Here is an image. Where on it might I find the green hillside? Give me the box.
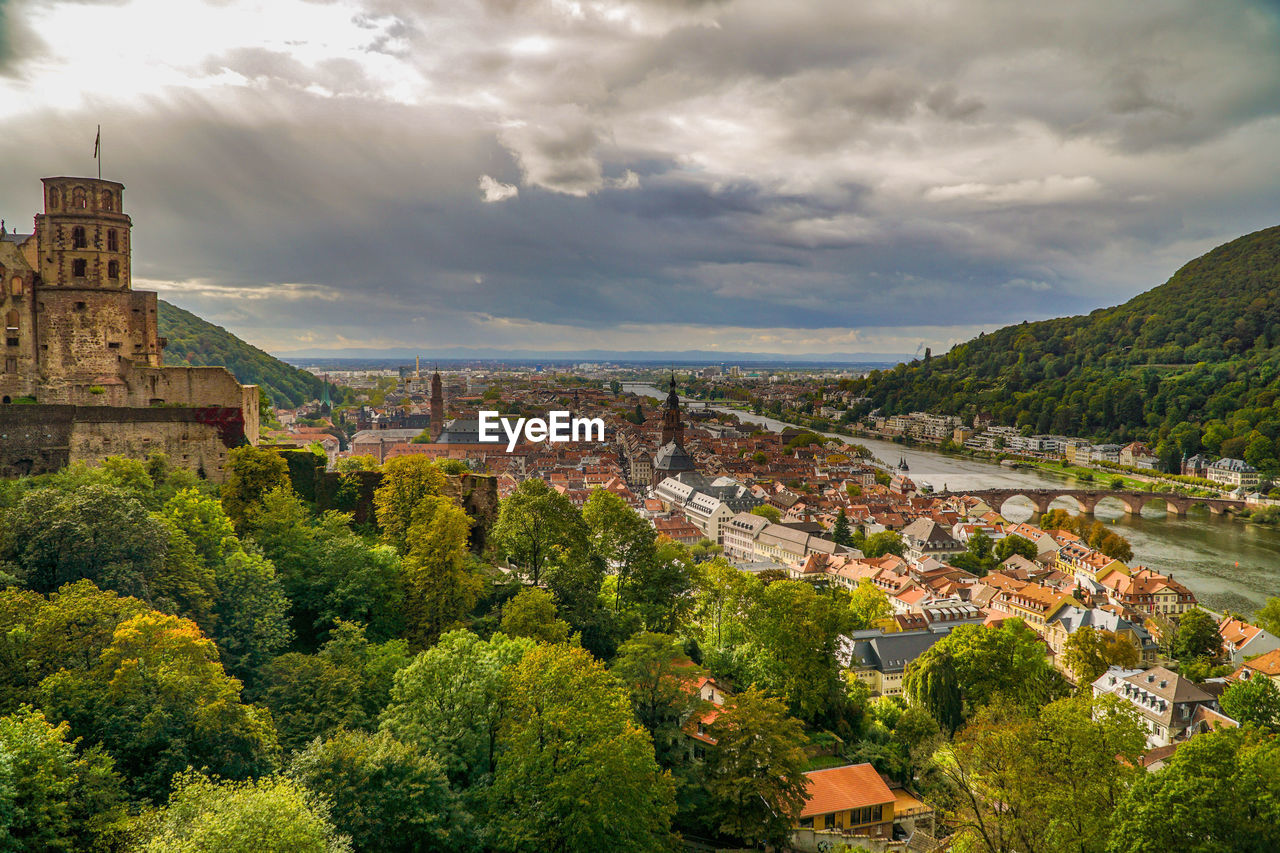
[157,300,324,408]
[852,224,1280,477]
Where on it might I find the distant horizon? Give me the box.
[276,348,912,367]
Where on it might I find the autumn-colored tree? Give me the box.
[220,445,291,531]
[373,456,447,551]
[1061,626,1140,685]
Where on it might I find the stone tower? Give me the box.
[430,367,444,440]
[660,372,683,446]
[1,175,259,479]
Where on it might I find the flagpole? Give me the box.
[95,125,101,180]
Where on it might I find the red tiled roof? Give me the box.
[801,763,895,818]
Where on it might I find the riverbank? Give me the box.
[622,382,1280,614]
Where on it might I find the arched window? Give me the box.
[107,261,119,280]
[107,229,118,251]
[10,277,22,297]
[101,190,114,211]
[71,226,87,249]
[72,259,87,278]
[72,187,87,209]
[48,188,60,210]
[4,310,17,333]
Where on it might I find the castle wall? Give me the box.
[0,404,235,480]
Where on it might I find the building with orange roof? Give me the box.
[1228,647,1280,688]
[1217,616,1280,666]
[796,763,895,839]
[1097,567,1196,617]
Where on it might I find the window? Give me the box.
[4,310,16,333]
[107,261,119,279]
[72,187,87,209]
[799,817,813,829]
[3,359,14,374]
[822,814,834,830]
[71,226,87,249]
[9,277,21,296]
[72,259,87,277]
[107,229,118,251]
[101,190,114,211]
[48,189,60,210]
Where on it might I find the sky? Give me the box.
[1,0,1279,358]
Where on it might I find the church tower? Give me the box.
[660,372,683,446]
[430,367,444,441]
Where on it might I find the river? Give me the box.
[624,384,1280,614]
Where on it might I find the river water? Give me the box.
[625,384,1280,614]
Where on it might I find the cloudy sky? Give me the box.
[1,0,1279,358]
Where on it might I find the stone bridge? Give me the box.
[942,488,1246,517]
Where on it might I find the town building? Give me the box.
[1207,457,1259,488]
[1092,666,1234,748]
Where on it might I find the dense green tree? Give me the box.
[290,729,471,853]
[993,534,1038,563]
[848,578,892,630]
[611,632,700,766]
[2,484,168,598]
[401,496,482,647]
[831,508,854,546]
[703,687,809,847]
[1061,626,1140,685]
[737,580,851,726]
[499,587,570,644]
[248,488,406,646]
[1172,608,1223,662]
[862,530,905,558]
[373,457,447,551]
[380,631,533,788]
[937,696,1145,853]
[749,504,782,524]
[220,446,291,532]
[1220,675,1280,729]
[583,489,658,610]
[135,770,349,853]
[489,479,589,587]
[1254,596,1280,636]
[904,647,963,733]
[211,548,293,682]
[1110,727,1280,853]
[906,621,1064,728]
[39,612,279,801]
[626,540,698,633]
[259,623,411,753]
[0,706,129,852]
[488,643,676,853]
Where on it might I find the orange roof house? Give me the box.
[797,763,896,839]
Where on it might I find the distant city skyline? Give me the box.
[2,0,1279,356]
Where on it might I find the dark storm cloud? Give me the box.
[1,0,1279,353]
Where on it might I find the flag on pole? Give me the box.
[94,125,100,159]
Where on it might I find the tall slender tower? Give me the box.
[660,371,683,446]
[430,367,444,441]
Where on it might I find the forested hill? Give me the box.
[157,300,325,408]
[854,224,1280,473]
